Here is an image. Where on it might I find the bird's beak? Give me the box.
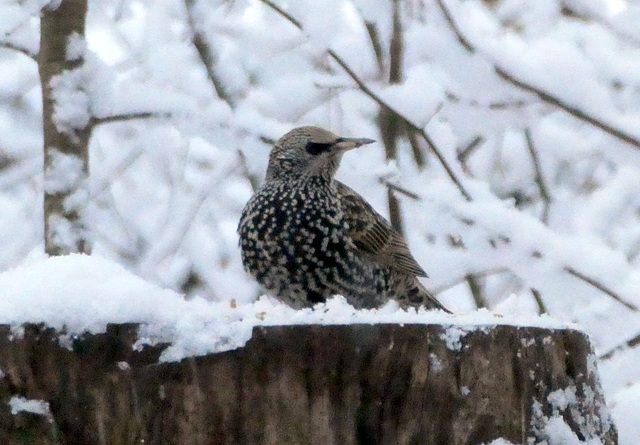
[334,137,376,152]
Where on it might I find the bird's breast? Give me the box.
[238,182,354,274]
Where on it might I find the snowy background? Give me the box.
[1,0,639,443]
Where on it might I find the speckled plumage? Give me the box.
[238,126,449,312]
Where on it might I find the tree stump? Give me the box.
[0,323,616,444]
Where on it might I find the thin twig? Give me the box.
[466,274,487,308]
[260,0,302,29]
[564,266,639,312]
[524,128,551,223]
[457,135,483,175]
[184,0,235,108]
[90,112,169,127]
[389,0,403,84]
[435,0,474,53]
[446,91,533,110]
[257,0,472,201]
[599,332,640,361]
[387,186,403,235]
[237,149,261,193]
[530,288,547,314]
[407,129,426,168]
[0,42,37,60]
[379,180,420,201]
[364,21,384,77]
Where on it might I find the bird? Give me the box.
[237,126,450,312]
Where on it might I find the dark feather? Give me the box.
[336,181,428,277]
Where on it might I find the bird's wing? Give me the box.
[336,181,428,277]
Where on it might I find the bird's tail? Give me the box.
[394,273,452,313]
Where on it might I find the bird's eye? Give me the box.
[305,141,333,155]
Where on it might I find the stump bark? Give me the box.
[0,323,616,444]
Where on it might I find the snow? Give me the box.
[429,353,443,373]
[50,68,91,135]
[0,254,571,363]
[46,214,83,251]
[487,440,516,445]
[529,380,614,445]
[66,32,86,62]
[440,325,472,351]
[610,383,640,442]
[536,416,603,445]
[548,387,578,412]
[44,149,84,195]
[8,396,51,417]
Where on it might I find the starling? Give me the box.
[238,126,449,312]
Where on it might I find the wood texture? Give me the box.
[0,323,616,444]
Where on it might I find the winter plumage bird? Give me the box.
[238,126,449,312]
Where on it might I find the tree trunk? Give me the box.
[39,0,91,255]
[0,323,616,444]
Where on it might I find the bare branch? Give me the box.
[379,180,420,201]
[364,22,384,77]
[445,91,534,110]
[259,0,303,29]
[184,0,236,108]
[407,128,427,168]
[599,332,640,361]
[466,274,487,308]
[0,42,37,60]
[259,135,277,145]
[237,149,261,193]
[530,288,548,314]
[435,0,474,53]
[524,129,551,223]
[91,112,169,127]
[457,135,483,175]
[377,0,404,164]
[564,266,639,312]
[387,187,403,234]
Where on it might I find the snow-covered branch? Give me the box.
[257,0,473,201]
[435,0,640,151]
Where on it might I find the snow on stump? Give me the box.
[0,322,615,445]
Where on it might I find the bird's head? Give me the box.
[265,126,375,182]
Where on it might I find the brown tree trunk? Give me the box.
[0,323,616,444]
[39,0,91,255]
